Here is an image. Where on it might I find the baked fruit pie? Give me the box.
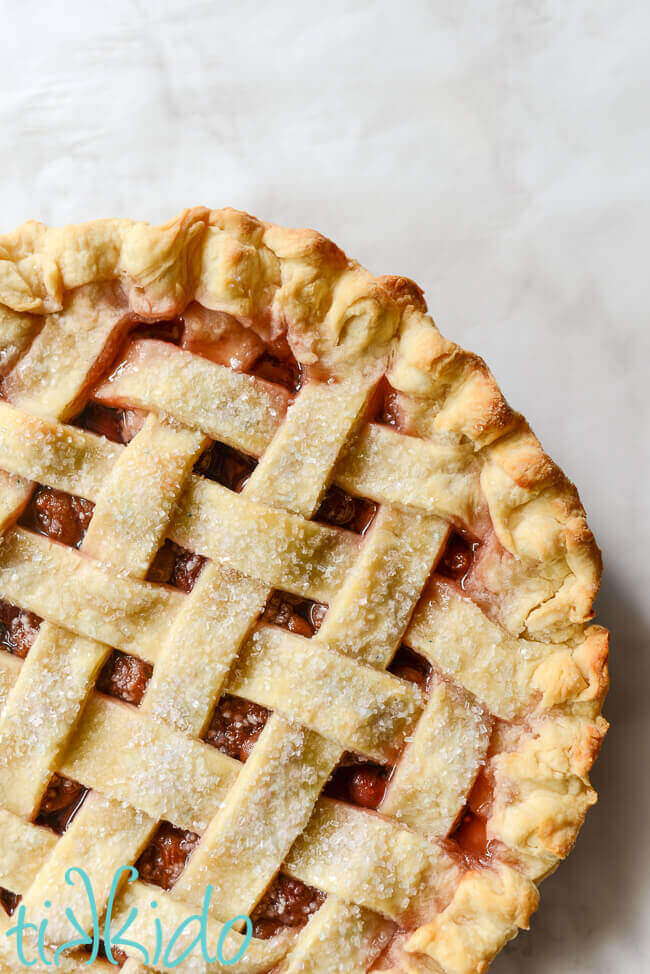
[0,208,608,973]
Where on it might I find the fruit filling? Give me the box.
[437,531,480,588]
[96,650,153,706]
[0,600,41,658]
[133,319,184,345]
[35,774,88,834]
[136,821,200,891]
[96,940,127,966]
[204,695,270,762]
[325,756,391,810]
[20,486,94,549]
[0,888,20,917]
[250,344,303,394]
[147,540,206,592]
[251,874,325,939]
[450,767,498,867]
[195,442,258,493]
[262,591,327,638]
[315,486,377,535]
[180,306,265,370]
[73,401,144,444]
[388,645,431,691]
[451,811,496,866]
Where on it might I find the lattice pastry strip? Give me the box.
[281,898,393,974]
[95,337,288,456]
[141,564,268,736]
[173,719,340,924]
[229,626,423,763]
[0,528,183,661]
[285,799,459,922]
[381,679,489,839]
[405,577,595,719]
[0,626,107,818]
[59,696,239,832]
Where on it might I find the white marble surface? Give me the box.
[2,0,649,970]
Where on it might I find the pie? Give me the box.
[0,207,609,973]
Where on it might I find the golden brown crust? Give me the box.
[0,207,608,973]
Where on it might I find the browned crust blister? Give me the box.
[0,207,608,974]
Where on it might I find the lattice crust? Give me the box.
[0,208,608,974]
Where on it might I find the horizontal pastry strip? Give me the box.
[284,798,459,921]
[0,521,355,661]
[59,695,239,833]
[405,577,559,719]
[0,527,184,661]
[230,625,424,763]
[0,336,480,525]
[95,337,289,456]
[334,423,481,527]
[169,476,358,601]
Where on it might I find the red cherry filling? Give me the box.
[35,774,88,834]
[367,378,404,429]
[136,821,200,890]
[96,940,127,966]
[96,650,153,706]
[251,350,303,394]
[21,486,94,549]
[0,888,20,916]
[251,874,325,939]
[452,811,496,866]
[467,768,495,819]
[73,401,144,445]
[148,540,206,593]
[204,695,270,762]
[450,767,498,866]
[180,306,265,371]
[263,591,327,638]
[133,319,183,345]
[325,757,390,810]
[438,531,480,587]
[315,486,377,535]
[195,442,258,493]
[0,600,41,658]
[388,645,431,691]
